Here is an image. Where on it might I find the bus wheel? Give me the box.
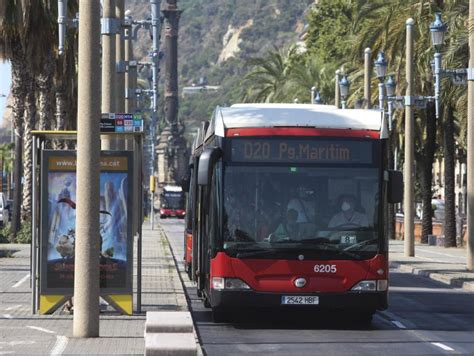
[211,308,229,323]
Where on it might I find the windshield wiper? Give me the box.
[343,238,379,251]
[235,248,280,259]
[301,242,364,260]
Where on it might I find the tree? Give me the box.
[241,46,296,103]
[0,0,30,234]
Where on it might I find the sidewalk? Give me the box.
[389,240,474,292]
[0,221,191,355]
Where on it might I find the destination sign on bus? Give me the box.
[231,139,373,164]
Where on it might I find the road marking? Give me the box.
[391,320,406,329]
[5,305,21,311]
[12,274,30,288]
[2,314,12,319]
[27,326,56,334]
[50,335,68,356]
[431,342,454,351]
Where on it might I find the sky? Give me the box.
[0,62,12,126]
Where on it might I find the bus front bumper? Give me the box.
[210,289,388,311]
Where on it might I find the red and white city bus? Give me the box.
[159,185,186,219]
[185,104,402,322]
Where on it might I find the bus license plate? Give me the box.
[281,296,319,305]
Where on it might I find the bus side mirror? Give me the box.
[198,147,221,186]
[181,176,190,192]
[387,170,403,204]
[181,167,191,192]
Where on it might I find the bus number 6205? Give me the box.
[314,264,337,273]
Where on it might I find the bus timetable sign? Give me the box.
[231,139,373,164]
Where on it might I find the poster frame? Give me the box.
[39,150,134,296]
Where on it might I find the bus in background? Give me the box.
[159,185,185,219]
[186,103,403,323]
[182,125,206,280]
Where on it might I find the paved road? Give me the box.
[161,219,474,355]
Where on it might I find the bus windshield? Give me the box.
[162,192,184,209]
[223,165,381,260]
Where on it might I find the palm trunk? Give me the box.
[53,89,67,149]
[21,79,36,222]
[443,105,456,247]
[10,42,28,235]
[420,102,437,243]
[37,55,55,131]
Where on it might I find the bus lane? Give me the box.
[161,219,474,355]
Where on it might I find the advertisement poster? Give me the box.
[40,151,133,295]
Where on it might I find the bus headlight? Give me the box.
[351,280,388,292]
[351,280,376,291]
[212,277,251,290]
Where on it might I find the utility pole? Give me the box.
[124,17,136,114]
[73,0,101,338]
[115,0,125,113]
[335,69,341,108]
[467,0,474,270]
[102,0,117,150]
[404,18,415,257]
[364,48,372,109]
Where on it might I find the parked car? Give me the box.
[415,199,445,221]
[0,193,7,227]
[431,199,445,221]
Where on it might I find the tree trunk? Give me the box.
[420,102,437,243]
[10,42,28,235]
[21,79,36,222]
[37,55,55,131]
[53,89,67,150]
[443,105,456,247]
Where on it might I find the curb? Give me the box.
[390,261,474,292]
[150,226,202,356]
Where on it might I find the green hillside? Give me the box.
[126,0,313,137]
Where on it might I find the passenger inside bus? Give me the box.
[286,185,316,223]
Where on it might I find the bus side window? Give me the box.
[208,164,220,254]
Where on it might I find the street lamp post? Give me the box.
[429,10,474,269]
[335,70,341,108]
[468,1,474,270]
[405,18,415,257]
[364,48,372,109]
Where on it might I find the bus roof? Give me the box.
[208,104,383,138]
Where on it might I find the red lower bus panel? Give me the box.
[210,252,387,294]
[185,233,193,264]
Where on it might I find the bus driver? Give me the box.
[328,194,369,228]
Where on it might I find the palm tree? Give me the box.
[241,46,297,103]
[348,0,444,244]
[0,0,31,234]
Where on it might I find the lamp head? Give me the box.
[339,75,350,98]
[430,12,447,47]
[385,75,396,97]
[314,91,322,104]
[374,51,388,80]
